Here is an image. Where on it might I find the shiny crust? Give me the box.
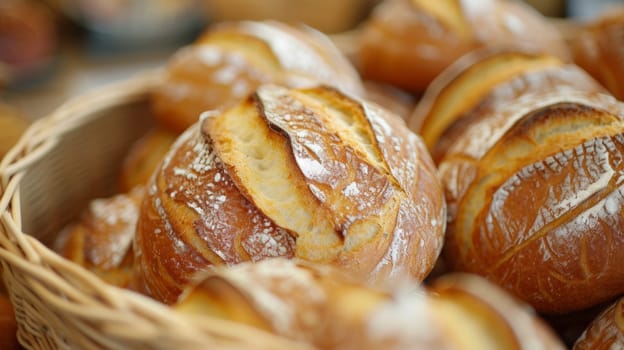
[133,124,296,303]
[135,85,445,304]
[440,94,624,313]
[55,187,144,288]
[358,0,570,93]
[152,20,364,133]
[429,65,605,163]
[409,49,566,154]
[570,9,624,101]
[574,297,624,350]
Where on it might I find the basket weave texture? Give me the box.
[0,75,312,350]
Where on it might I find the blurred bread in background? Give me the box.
[202,0,373,33]
[0,0,57,88]
[358,0,570,94]
[567,6,624,100]
[151,20,365,133]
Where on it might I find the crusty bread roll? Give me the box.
[55,187,144,288]
[358,0,570,94]
[135,84,445,304]
[175,259,565,350]
[569,8,624,101]
[119,127,177,192]
[439,92,624,314]
[152,20,365,133]
[408,49,605,163]
[0,294,19,350]
[574,297,624,350]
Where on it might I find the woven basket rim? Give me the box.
[0,73,313,350]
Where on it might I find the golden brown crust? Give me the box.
[570,8,624,101]
[135,85,445,304]
[408,49,568,155]
[429,64,605,163]
[152,21,364,134]
[441,96,624,313]
[358,0,570,93]
[133,124,297,303]
[574,297,624,350]
[55,187,144,288]
[407,47,607,162]
[119,127,177,192]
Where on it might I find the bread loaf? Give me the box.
[152,20,364,133]
[175,259,565,350]
[574,296,624,350]
[568,8,624,101]
[440,92,624,313]
[55,187,144,288]
[134,84,445,304]
[408,49,605,163]
[358,0,570,93]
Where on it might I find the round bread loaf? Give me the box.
[574,297,624,350]
[55,186,144,288]
[135,84,445,304]
[358,0,570,93]
[152,20,365,133]
[175,259,565,350]
[440,92,624,313]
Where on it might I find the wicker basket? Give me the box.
[0,74,313,350]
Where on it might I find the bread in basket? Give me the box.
[0,70,569,349]
[0,74,317,349]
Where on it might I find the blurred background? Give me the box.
[0,0,622,120]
